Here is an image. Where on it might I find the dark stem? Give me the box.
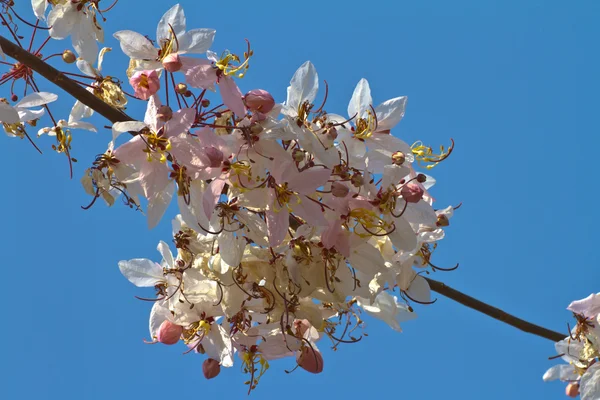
[425,277,565,342]
[0,34,134,124]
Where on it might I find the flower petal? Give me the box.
[118,258,164,287]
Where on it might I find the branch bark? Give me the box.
[0,34,566,344]
[0,35,133,124]
[426,277,565,342]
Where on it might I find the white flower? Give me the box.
[0,92,57,125]
[47,1,104,63]
[356,291,417,332]
[113,4,215,74]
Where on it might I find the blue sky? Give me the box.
[1,0,598,398]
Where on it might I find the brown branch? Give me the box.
[0,34,134,124]
[426,277,565,342]
[0,34,566,345]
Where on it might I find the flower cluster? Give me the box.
[544,294,600,399]
[0,2,457,393]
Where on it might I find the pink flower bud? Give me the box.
[244,89,275,113]
[331,181,349,198]
[157,320,182,345]
[297,346,324,374]
[130,70,160,100]
[204,146,224,168]
[162,54,182,73]
[157,105,173,121]
[565,383,579,398]
[202,358,221,379]
[401,183,424,203]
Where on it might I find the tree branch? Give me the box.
[0,34,133,124]
[0,34,566,345]
[426,277,565,342]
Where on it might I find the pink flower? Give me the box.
[130,70,160,100]
[183,57,247,117]
[244,89,275,113]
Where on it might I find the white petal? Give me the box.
[48,5,76,39]
[375,96,407,132]
[67,121,97,132]
[72,14,98,64]
[407,275,431,303]
[0,103,20,124]
[147,181,175,229]
[178,28,215,54]
[31,0,48,20]
[113,30,158,60]
[156,4,186,43]
[217,231,245,267]
[157,240,174,269]
[287,61,318,109]
[581,364,600,400]
[542,364,577,382]
[18,108,45,121]
[118,258,164,287]
[204,325,234,367]
[16,92,58,108]
[348,78,372,119]
[149,300,172,339]
[112,121,146,142]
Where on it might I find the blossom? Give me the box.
[129,70,161,100]
[113,4,215,75]
[0,92,57,137]
[47,1,104,63]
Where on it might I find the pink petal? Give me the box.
[203,178,225,220]
[219,75,246,117]
[183,60,217,88]
[163,108,196,138]
[266,208,289,247]
[287,167,331,195]
[293,196,327,227]
[568,293,600,317]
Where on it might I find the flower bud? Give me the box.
[392,151,405,166]
[244,89,275,113]
[351,173,364,188]
[157,105,173,121]
[297,346,324,374]
[292,149,306,163]
[331,181,349,198]
[62,50,76,64]
[202,358,221,379]
[416,174,427,183]
[162,53,182,72]
[565,383,579,398]
[176,83,188,95]
[156,320,182,345]
[401,183,424,203]
[204,146,224,168]
[11,94,18,102]
[436,214,450,227]
[129,70,160,100]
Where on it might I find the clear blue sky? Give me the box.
[1,0,598,398]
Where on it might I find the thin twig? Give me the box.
[425,277,565,342]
